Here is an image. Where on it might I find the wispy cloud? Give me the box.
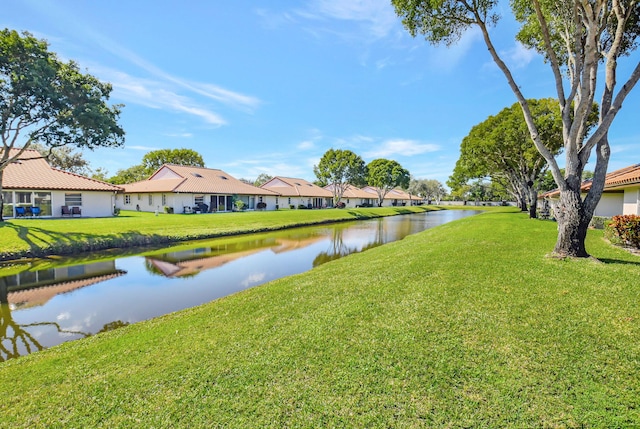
[504,42,536,69]
[426,27,482,72]
[300,0,398,40]
[254,8,299,29]
[40,11,262,125]
[95,68,227,126]
[127,145,162,151]
[165,132,194,138]
[298,140,316,150]
[364,139,440,158]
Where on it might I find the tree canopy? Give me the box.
[0,29,124,220]
[448,98,569,216]
[142,148,205,172]
[314,149,367,205]
[109,164,149,185]
[30,143,91,176]
[392,0,640,257]
[408,178,447,203]
[253,173,273,187]
[366,159,410,207]
[109,148,205,185]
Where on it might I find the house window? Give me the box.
[162,194,167,206]
[2,191,13,204]
[275,197,279,204]
[137,194,142,201]
[65,193,82,206]
[17,192,32,205]
[288,197,291,205]
[258,196,263,203]
[148,194,153,205]
[194,195,204,205]
[2,191,13,218]
[34,192,52,216]
[124,195,131,205]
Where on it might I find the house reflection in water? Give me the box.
[145,233,328,278]
[0,261,126,361]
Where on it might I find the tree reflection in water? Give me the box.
[0,263,128,361]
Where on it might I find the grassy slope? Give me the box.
[0,206,433,261]
[1,210,638,427]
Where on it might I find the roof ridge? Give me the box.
[50,167,122,190]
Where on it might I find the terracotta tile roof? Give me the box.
[8,271,126,309]
[603,163,640,189]
[2,149,122,192]
[361,186,416,200]
[541,163,640,198]
[386,188,421,200]
[122,164,278,196]
[324,184,372,199]
[261,176,333,198]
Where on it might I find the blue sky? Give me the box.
[3,0,639,186]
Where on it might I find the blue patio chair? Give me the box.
[31,206,41,217]
[15,207,26,218]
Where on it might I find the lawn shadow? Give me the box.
[598,257,640,267]
[2,223,166,261]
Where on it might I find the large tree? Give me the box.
[30,142,91,175]
[253,173,273,187]
[108,164,149,185]
[0,29,124,220]
[314,149,367,205]
[366,158,410,206]
[109,148,205,185]
[448,98,570,218]
[142,148,205,172]
[392,0,640,257]
[408,178,447,203]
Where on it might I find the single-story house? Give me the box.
[541,163,640,217]
[323,184,375,208]
[260,176,333,209]
[1,149,122,218]
[361,186,419,207]
[117,164,278,213]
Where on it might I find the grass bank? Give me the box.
[0,206,435,261]
[1,210,638,427]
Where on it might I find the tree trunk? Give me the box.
[552,188,590,257]
[528,185,538,219]
[0,170,4,222]
[528,197,537,219]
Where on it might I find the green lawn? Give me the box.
[0,206,435,261]
[1,210,639,427]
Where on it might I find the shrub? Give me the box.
[589,216,609,230]
[234,200,246,211]
[606,214,640,248]
[256,202,267,210]
[289,204,295,210]
[335,202,346,209]
[164,206,174,214]
[297,204,308,210]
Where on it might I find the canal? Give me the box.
[0,210,481,361]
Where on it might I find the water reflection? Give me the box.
[0,261,128,361]
[0,210,480,360]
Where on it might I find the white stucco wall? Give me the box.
[116,192,281,213]
[593,192,625,217]
[51,191,116,218]
[623,187,640,215]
